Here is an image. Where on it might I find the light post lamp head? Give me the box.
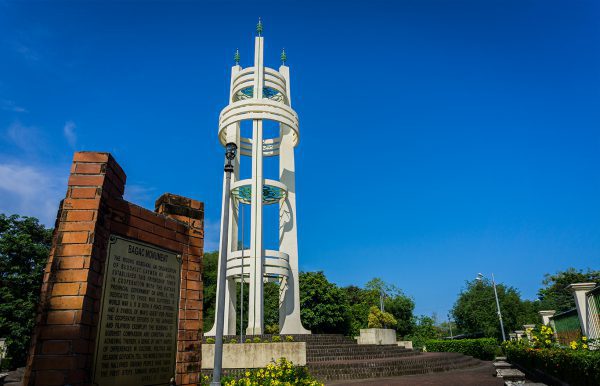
[224,142,237,173]
[476,273,484,281]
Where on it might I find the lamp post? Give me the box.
[211,142,237,386]
[447,313,453,339]
[476,272,506,342]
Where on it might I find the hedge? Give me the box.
[424,338,498,360]
[505,345,600,386]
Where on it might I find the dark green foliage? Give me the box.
[264,281,279,330]
[451,278,540,340]
[299,271,351,334]
[202,251,218,330]
[343,279,415,337]
[425,338,498,360]
[538,268,600,313]
[505,345,600,386]
[405,315,441,348]
[0,214,52,369]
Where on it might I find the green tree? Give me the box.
[451,278,538,339]
[202,251,218,331]
[405,315,441,348]
[0,214,52,369]
[299,271,351,334]
[538,268,600,313]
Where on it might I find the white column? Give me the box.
[247,119,264,335]
[278,64,310,335]
[539,310,556,326]
[246,37,265,335]
[567,282,596,337]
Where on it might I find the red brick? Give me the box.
[128,215,154,231]
[42,340,70,354]
[138,209,167,227]
[47,310,76,324]
[137,229,165,247]
[186,280,201,291]
[51,283,80,296]
[63,198,101,210]
[34,370,64,386]
[56,244,92,256]
[59,221,95,232]
[109,221,138,239]
[65,210,95,222]
[67,174,105,187]
[70,187,97,198]
[186,271,200,281]
[65,369,87,383]
[49,296,84,310]
[72,339,91,354]
[61,231,89,244]
[188,262,200,272]
[152,224,177,240]
[39,325,81,339]
[34,356,77,370]
[184,310,200,319]
[74,163,103,174]
[59,257,86,269]
[189,236,203,248]
[73,152,109,163]
[54,269,89,282]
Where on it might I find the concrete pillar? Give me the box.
[567,282,596,337]
[539,310,556,326]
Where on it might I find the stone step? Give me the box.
[309,355,481,381]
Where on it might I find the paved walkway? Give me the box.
[326,362,504,385]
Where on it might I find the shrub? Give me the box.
[206,337,215,344]
[285,335,294,342]
[245,338,251,343]
[424,338,498,360]
[265,323,279,334]
[271,335,282,342]
[228,338,238,344]
[367,306,398,329]
[253,337,261,343]
[526,325,555,349]
[222,357,323,386]
[504,342,600,386]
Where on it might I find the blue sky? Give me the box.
[1,0,598,320]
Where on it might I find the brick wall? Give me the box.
[23,152,204,386]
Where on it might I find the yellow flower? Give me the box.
[582,336,587,341]
[583,344,588,349]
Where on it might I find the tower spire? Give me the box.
[234,48,240,65]
[256,17,263,36]
[280,48,287,65]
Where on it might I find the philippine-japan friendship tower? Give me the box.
[206,22,311,336]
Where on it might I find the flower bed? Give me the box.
[504,344,600,386]
[424,338,498,360]
[220,358,323,386]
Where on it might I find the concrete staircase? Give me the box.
[203,334,484,382]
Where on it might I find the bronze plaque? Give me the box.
[92,235,181,386]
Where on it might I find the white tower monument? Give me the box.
[206,21,310,336]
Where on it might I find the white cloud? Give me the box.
[63,120,76,148]
[12,41,40,62]
[123,183,155,208]
[0,162,68,226]
[5,121,44,154]
[1,100,27,113]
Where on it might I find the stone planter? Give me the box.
[357,328,397,345]
[202,342,306,368]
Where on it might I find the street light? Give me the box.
[211,142,237,386]
[476,272,506,342]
